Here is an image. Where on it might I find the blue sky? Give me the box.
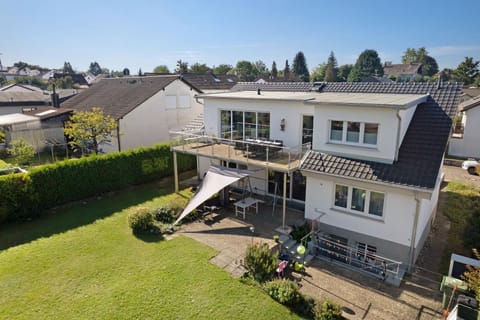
[2,0,480,73]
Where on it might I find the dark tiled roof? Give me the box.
[180,73,238,90]
[60,76,198,120]
[231,81,314,92]
[384,63,422,77]
[0,91,49,105]
[301,82,463,190]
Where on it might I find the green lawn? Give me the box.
[0,183,301,320]
[441,181,480,272]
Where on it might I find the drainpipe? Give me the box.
[394,106,401,161]
[116,120,122,152]
[408,192,421,271]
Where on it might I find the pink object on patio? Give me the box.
[276,260,288,277]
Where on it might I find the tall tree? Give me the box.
[453,57,479,85]
[138,68,143,76]
[175,60,189,73]
[123,68,130,76]
[254,60,268,76]
[63,61,74,74]
[310,63,326,82]
[284,60,290,80]
[292,51,310,82]
[88,62,102,76]
[347,49,383,82]
[64,107,118,155]
[189,63,211,73]
[271,61,278,78]
[337,64,353,82]
[401,47,438,77]
[234,60,257,81]
[324,51,338,82]
[153,65,170,73]
[213,64,232,75]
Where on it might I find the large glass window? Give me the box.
[330,121,343,141]
[346,122,360,143]
[368,191,384,216]
[334,184,384,218]
[364,123,378,145]
[220,110,269,140]
[334,185,348,208]
[302,115,314,145]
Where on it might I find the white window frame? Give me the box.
[329,120,378,147]
[333,183,385,218]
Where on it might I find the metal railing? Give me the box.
[311,232,402,280]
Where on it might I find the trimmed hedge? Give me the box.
[0,143,195,224]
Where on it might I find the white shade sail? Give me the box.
[173,165,254,226]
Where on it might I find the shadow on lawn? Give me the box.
[0,183,170,251]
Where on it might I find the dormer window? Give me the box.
[329,120,378,147]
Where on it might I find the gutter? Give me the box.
[116,119,122,152]
[408,192,421,271]
[394,106,401,161]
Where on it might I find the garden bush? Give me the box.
[244,243,277,283]
[314,300,343,320]
[0,143,196,225]
[154,206,177,224]
[263,279,300,306]
[290,222,311,242]
[127,206,155,233]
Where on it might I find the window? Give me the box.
[364,123,378,145]
[329,120,379,146]
[220,110,270,140]
[334,185,348,208]
[346,122,360,143]
[333,184,385,217]
[330,121,343,141]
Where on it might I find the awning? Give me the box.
[173,165,254,226]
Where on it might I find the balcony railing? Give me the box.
[170,132,311,171]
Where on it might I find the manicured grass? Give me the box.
[440,181,480,272]
[0,184,301,320]
[0,159,9,169]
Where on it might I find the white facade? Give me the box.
[103,79,202,153]
[448,106,480,158]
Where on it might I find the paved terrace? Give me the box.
[176,202,444,320]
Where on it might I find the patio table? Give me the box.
[234,197,262,219]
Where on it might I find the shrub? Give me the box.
[290,222,311,242]
[154,206,176,223]
[264,279,300,306]
[127,206,155,233]
[244,243,277,283]
[7,139,35,165]
[293,294,316,319]
[315,300,343,320]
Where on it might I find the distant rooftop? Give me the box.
[0,113,39,125]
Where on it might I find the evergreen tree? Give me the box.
[138,68,143,76]
[271,61,278,78]
[175,60,189,73]
[337,64,353,82]
[284,60,290,80]
[347,49,383,82]
[88,62,102,76]
[292,51,310,82]
[63,61,74,74]
[401,47,438,77]
[324,51,338,82]
[453,57,479,85]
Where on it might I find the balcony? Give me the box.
[171,133,310,172]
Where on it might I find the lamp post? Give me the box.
[249,226,255,245]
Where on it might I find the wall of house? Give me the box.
[103,80,202,153]
[0,106,24,116]
[303,172,432,263]
[398,106,417,147]
[203,98,314,151]
[448,107,480,158]
[313,105,399,163]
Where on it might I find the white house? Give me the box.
[448,95,480,158]
[61,75,204,153]
[171,81,462,284]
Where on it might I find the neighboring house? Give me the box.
[460,87,480,102]
[144,73,238,93]
[61,75,203,153]
[171,81,462,284]
[0,113,43,150]
[0,90,50,115]
[448,95,480,158]
[24,107,73,147]
[0,83,44,93]
[383,63,422,82]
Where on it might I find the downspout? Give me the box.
[408,192,421,271]
[116,119,122,152]
[394,106,401,161]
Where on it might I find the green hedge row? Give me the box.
[0,143,195,224]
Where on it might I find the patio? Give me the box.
[177,200,445,319]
